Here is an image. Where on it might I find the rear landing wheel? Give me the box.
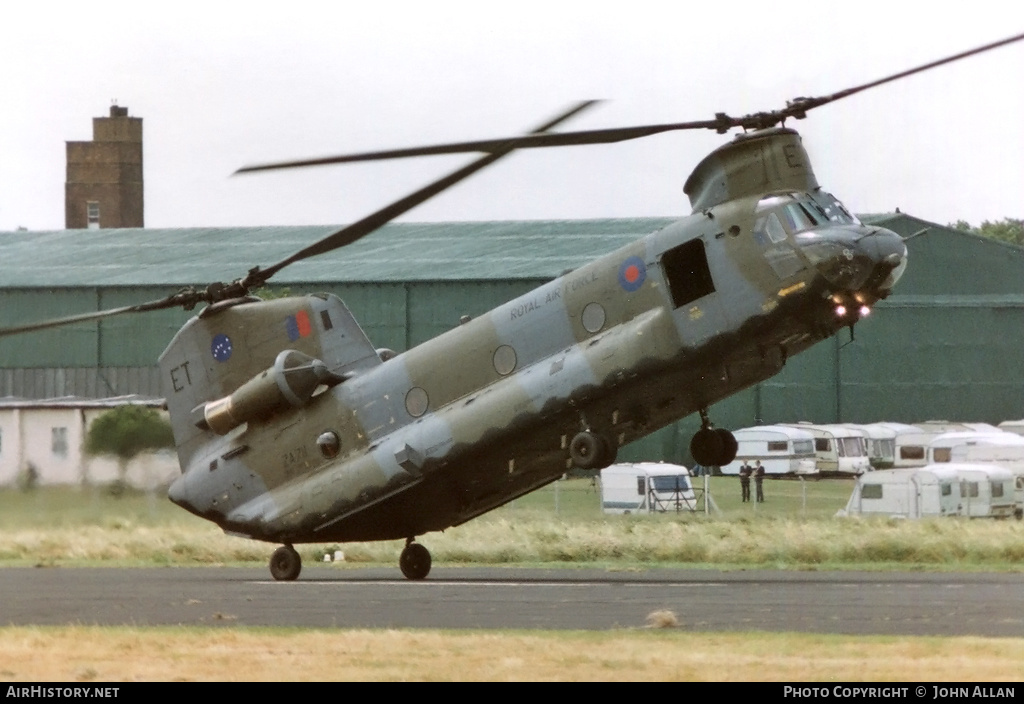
[400,541,431,580]
[269,545,302,581]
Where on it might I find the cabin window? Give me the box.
[933,448,951,463]
[901,446,925,461]
[962,481,979,498]
[317,431,341,459]
[992,483,1004,498]
[405,387,429,418]
[839,438,863,457]
[861,484,882,500]
[661,240,715,308]
[51,427,68,458]
[941,483,952,496]
[793,440,813,454]
[493,345,517,376]
[636,478,646,496]
[767,441,788,452]
[815,438,831,452]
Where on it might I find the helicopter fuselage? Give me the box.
[166,132,906,545]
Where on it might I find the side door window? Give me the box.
[661,239,715,309]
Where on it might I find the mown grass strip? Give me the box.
[1,626,1022,682]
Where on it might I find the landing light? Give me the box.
[835,303,871,320]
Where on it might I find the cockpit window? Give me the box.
[811,192,861,225]
[755,192,831,238]
[754,212,788,244]
[780,202,817,232]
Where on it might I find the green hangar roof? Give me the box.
[0,219,676,287]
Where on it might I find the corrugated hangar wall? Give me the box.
[0,214,1021,464]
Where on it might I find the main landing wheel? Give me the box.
[690,427,738,467]
[399,541,431,580]
[269,545,302,581]
[569,430,617,470]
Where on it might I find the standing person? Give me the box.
[754,461,765,503]
[739,461,752,503]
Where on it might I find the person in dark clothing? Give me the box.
[754,461,765,503]
[739,462,752,502]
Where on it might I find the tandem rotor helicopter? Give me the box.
[5,33,1023,580]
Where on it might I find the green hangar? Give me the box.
[0,213,1021,463]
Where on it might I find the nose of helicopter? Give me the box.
[856,226,908,293]
[797,225,907,296]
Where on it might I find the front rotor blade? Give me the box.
[235,117,723,173]
[783,30,1024,118]
[251,100,599,282]
[237,31,1024,176]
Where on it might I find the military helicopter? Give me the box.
[4,32,1021,581]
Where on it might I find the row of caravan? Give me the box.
[720,422,1024,477]
[839,464,1018,519]
[720,424,870,476]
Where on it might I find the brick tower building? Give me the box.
[65,105,143,229]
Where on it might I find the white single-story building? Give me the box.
[0,396,179,491]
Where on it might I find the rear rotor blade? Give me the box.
[250,100,599,283]
[0,288,206,338]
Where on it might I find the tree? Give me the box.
[85,405,175,489]
[949,218,1024,247]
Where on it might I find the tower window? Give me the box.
[87,201,100,229]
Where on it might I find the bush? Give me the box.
[85,405,174,462]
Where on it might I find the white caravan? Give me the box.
[842,423,898,469]
[841,464,1015,519]
[997,420,1024,437]
[600,462,696,514]
[840,466,962,518]
[927,431,1024,464]
[882,424,947,468]
[720,425,817,475]
[781,423,870,475]
[930,441,1024,518]
[955,464,1016,519]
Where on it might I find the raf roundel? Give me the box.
[618,256,647,292]
[211,333,233,362]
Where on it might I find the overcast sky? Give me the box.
[2,1,1023,232]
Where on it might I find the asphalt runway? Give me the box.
[1,567,1022,636]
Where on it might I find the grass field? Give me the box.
[2,478,1023,570]
[3,480,1023,682]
